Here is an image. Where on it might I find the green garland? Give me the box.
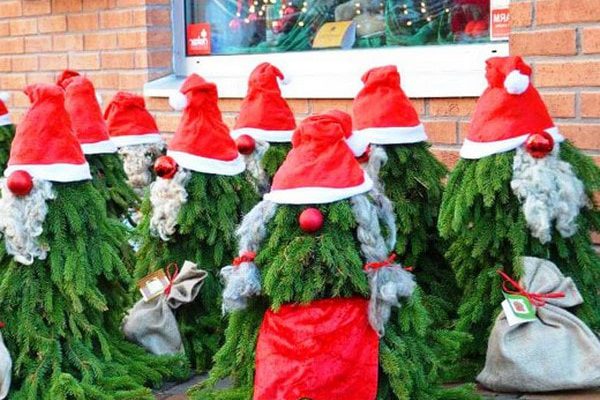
[260,143,291,180]
[438,141,600,377]
[191,201,476,399]
[135,172,259,372]
[0,181,188,400]
[0,124,14,172]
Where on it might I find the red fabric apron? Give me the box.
[253,297,379,400]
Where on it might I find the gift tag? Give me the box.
[137,270,170,302]
[312,21,356,50]
[502,293,537,326]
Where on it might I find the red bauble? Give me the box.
[299,208,324,233]
[7,170,33,196]
[525,131,554,158]
[236,134,256,155]
[154,155,178,179]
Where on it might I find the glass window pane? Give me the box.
[185,0,501,56]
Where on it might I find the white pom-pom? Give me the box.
[169,91,188,111]
[277,75,291,85]
[95,92,103,106]
[345,132,370,157]
[0,92,10,103]
[504,70,530,95]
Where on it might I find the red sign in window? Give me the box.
[490,8,510,41]
[187,23,211,56]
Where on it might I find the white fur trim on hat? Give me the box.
[230,127,294,143]
[169,91,188,111]
[460,127,563,159]
[264,171,374,205]
[345,132,370,157]
[0,113,11,127]
[81,139,117,155]
[354,124,427,145]
[504,70,530,95]
[110,133,163,147]
[4,162,92,182]
[167,150,246,176]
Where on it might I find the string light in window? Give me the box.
[406,20,412,26]
[298,21,304,26]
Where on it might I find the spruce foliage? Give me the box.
[438,141,600,375]
[135,172,259,372]
[260,143,290,179]
[0,124,14,171]
[0,181,188,400]
[191,201,477,400]
[87,153,139,220]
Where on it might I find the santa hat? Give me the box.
[352,65,427,144]
[460,56,564,159]
[0,92,11,127]
[57,70,117,154]
[264,110,373,204]
[167,74,245,175]
[230,62,296,142]
[104,92,163,147]
[4,84,91,182]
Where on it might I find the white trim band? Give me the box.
[354,124,428,145]
[230,127,294,143]
[0,114,11,127]
[110,133,164,147]
[5,162,92,182]
[81,139,118,155]
[167,150,246,176]
[264,172,374,204]
[460,127,564,159]
[345,132,370,157]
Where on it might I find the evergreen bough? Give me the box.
[0,181,188,400]
[438,141,600,376]
[0,123,14,172]
[260,143,290,179]
[135,172,259,372]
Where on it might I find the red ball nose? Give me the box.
[236,134,256,155]
[299,208,324,233]
[7,170,33,196]
[154,155,178,179]
[524,131,554,159]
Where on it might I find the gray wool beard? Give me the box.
[149,168,191,241]
[243,139,271,195]
[119,142,165,196]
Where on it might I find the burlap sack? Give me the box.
[477,256,600,392]
[0,331,11,399]
[122,261,207,355]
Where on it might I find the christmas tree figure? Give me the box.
[104,92,166,198]
[0,83,188,399]
[0,93,14,171]
[135,74,259,372]
[191,110,476,400]
[231,63,296,194]
[438,56,600,377]
[57,71,138,220]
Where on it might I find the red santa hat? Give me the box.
[4,84,91,182]
[460,56,563,159]
[264,110,373,204]
[0,92,11,127]
[104,92,162,147]
[167,74,245,175]
[352,65,427,144]
[57,70,117,155]
[231,62,296,142]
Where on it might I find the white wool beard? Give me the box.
[119,143,165,196]
[149,168,191,241]
[511,145,588,244]
[0,179,55,265]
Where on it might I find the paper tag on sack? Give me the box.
[137,270,170,302]
[312,21,356,50]
[502,292,537,326]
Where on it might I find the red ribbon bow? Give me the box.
[233,251,256,266]
[364,253,396,271]
[497,269,565,307]
[163,263,179,297]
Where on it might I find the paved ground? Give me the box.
[154,376,600,399]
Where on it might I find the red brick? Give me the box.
[118,71,149,90]
[558,124,600,150]
[38,15,67,33]
[11,91,31,108]
[510,28,576,56]
[51,0,83,13]
[0,57,11,72]
[69,52,100,70]
[10,19,38,36]
[84,32,117,50]
[581,92,600,118]
[422,120,457,144]
[218,99,243,113]
[68,13,99,32]
[100,10,133,29]
[25,36,52,53]
[147,9,171,26]
[53,34,84,51]
[458,121,470,140]
[145,97,171,112]
[411,98,425,115]
[0,1,22,18]
[101,51,135,69]
[311,99,352,113]
[116,0,148,5]
[82,0,109,10]
[428,98,476,117]
[535,61,600,88]
[118,30,147,49]
[26,72,55,85]
[11,55,38,72]
[23,0,51,16]
[582,27,600,55]
[510,1,532,28]
[132,9,148,27]
[0,73,26,90]
[0,22,9,37]
[155,113,179,133]
[87,71,119,89]
[431,148,460,168]
[39,54,68,71]
[136,49,172,69]
[147,30,171,47]
[540,92,576,118]
[0,37,24,54]
[288,99,310,115]
[536,0,600,25]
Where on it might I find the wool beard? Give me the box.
[511,145,589,244]
[0,178,55,265]
[119,143,164,196]
[149,168,191,241]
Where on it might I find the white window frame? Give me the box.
[144,0,509,99]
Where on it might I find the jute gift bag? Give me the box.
[477,256,600,392]
[123,261,207,355]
